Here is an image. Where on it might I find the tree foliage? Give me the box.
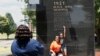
[22,7,36,27]
[95,0,100,45]
[0,16,8,33]
[0,13,16,39]
[5,13,17,39]
[18,0,36,33]
[95,0,100,28]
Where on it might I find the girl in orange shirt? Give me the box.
[50,36,63,56]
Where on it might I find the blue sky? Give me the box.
[0,0,39,27]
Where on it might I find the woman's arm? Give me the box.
[50,50,56,55]
[63,25,66,38]
[50,41,56,55]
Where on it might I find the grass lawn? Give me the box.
[0,33,15,39]
[0,33,36,40]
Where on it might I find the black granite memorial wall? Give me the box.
[36,0,94,56]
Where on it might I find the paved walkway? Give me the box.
[95,49,100,56]
[95,51,100,56]
[0,40,13,56]
[1,40,100,56]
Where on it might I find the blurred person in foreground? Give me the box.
[11,25,44,56]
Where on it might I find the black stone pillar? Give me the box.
[36,4,47,43]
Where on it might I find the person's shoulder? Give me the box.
[51,41,56,44]
[11,40,18,51]
[29,39,39,44]
[53,41,56,43]
[12,40,18,46]
[12,40,17,44]
[28,39,44,48]
[30,39,38,42]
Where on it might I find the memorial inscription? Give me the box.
[52,0,71,32]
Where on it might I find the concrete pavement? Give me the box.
[0,40,13,56]
[95,49,100,56]
[0,40,100,56]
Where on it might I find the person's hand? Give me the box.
[64,53,67,56]
[51,52,56,56]
[58,53,63,56]
[50,50,56,56]
[53,52,56,56]
[63,25,66,29]
[63,25,66,37]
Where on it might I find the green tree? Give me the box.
[18,0,36,32]
[5,13,17,39]
[95,0,100,45]
[6,13,16,31]
[18,0,28,3]
[22,8,36,29]
[0,16,8,34]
